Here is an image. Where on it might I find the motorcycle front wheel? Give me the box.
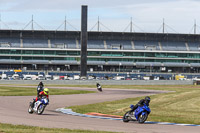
[37,104,46,115]
[138,112,148,123]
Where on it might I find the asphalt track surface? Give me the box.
[0,86,200,133]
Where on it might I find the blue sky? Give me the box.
[0,0,200,33]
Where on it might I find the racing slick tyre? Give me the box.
[28,105,33,114]
[37,104,46,115]
[138,112,148,124]
[123,111,132,122]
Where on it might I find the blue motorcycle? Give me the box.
[28,96,49,115]
[123,103,151,123]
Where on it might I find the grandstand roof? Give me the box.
[0,30,200,42]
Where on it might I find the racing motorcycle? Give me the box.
[96,83,102,92]
[28,96,49,115]
[123,103,151,123]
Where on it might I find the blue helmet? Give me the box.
[145,96,151,103]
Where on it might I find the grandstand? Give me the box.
[0,30,200,73]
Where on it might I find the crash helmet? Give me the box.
[44,88,49,95]
[145,96,151,103]
[39,81,44,87]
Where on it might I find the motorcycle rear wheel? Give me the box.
[28,105,33,114]
[123,111,133,122]
[98,88,102,92]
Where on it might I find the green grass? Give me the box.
[0,86,95,96]
[0,123,116,133]
[0,84,96,88]
[69,85,200,125]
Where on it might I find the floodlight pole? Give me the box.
[194,19,196,34]
[80,5,88,79]
[64,16,67,31]
[130,17,133,32]
[97,16,100,32]
[163,18,165,33]
[32,15,34,31]
[0,14,1,29]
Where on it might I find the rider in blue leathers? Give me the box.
[130,96,151,112]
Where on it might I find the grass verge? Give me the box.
[0,86,95,96]
[0,123,116,133]
[69,85,200,125]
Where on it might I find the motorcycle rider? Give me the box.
[130,96,151,112]
[96,83,102,92]
[37,82,44,97]
[32,88,49,108]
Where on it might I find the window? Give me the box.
[33,50,43,55]
[44,51,55,55]
[67,51,79,55]
[23,50,32,54]
[56,51,66,55]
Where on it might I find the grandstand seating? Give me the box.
[23,38,48,48]
[142,41,159,50]
[1,37,200,52]
[187,43,200,51]
[87,40,104,49]
[133,41,145,50]
[0,38,20,47]
[161,42,187,51]
[106,40,132,50]
[51,39,77,49]
[3,30,200,74]
[134,41,159,50]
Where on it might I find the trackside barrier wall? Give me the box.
[0,80,193,85]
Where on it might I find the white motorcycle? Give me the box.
[28,96,49,115]
[96,83,102,92]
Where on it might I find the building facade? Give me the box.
[0,30,200,73]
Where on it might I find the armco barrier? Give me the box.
[0,80,193,85]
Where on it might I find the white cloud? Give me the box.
[0,0,179,12]
[107,0,200,33]
[0,0,200,33]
